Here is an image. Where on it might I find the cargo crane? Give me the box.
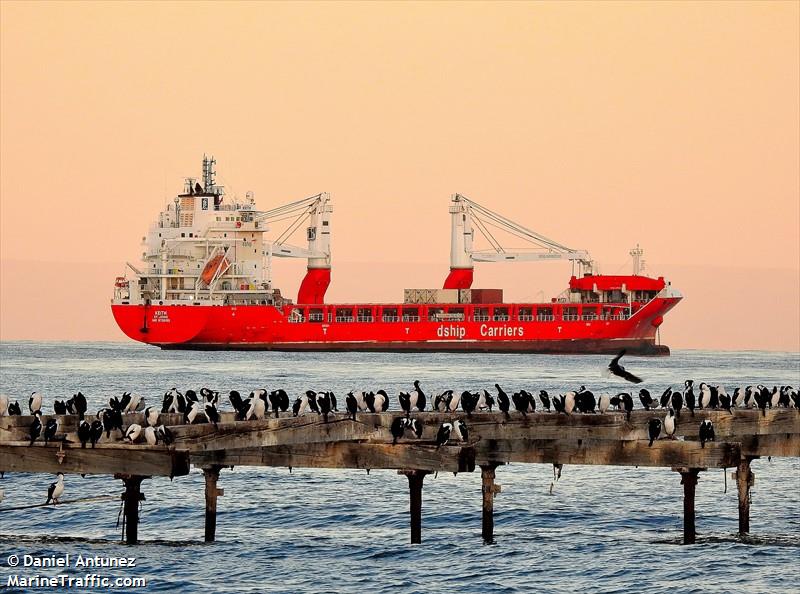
[444,193,593,290]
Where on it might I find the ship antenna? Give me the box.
[630,244,644,276]
[203,154,216,193]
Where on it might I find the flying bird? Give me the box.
[607,350,643,383]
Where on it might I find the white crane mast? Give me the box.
[448,194,593,272]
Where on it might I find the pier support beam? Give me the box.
[480,463,501,544]
[675,467,702,545]
[117,475,147,545]
[734,457,756,535]
[399,470,429,544]
[203,466,225,543]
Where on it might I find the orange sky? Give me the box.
[1,1,798,351]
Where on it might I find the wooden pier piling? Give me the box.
[118,475,146,545]
[676,467,702,545]
[400,470,428,544]
[735,457,756,535]
[481,463,501,544]
[203,466,224,543]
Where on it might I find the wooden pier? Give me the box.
[1,408,798,545]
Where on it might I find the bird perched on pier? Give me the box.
[538,390,551,412]
[0,393,8,416]
[366,390,390,413]
[660,387,673,409]
[102,408,124,439]
[54,399,68,415]
[433,390,452,412]
[8,401,22,416]
[732,387,745,409]
[45,473,64,505]
[496,388,510,416]
[477,390,494,412]
[29,392,43,415]
[671,391,683,416]
[575,387,596,414]
[156,425,174,446]
[607,350,642,383]
[143,406,159,427]
[513,391,535,415]
[124,393,144,414]
[124,423,143,443]
[29,411,43,446]
[564,391,576,415]
[598,393,611,414]
[228,391,247,420]
[77,420,91,448]
[43,418,58,446]
[407,380,427,412]
[638,389,656,411]
[245,392,266,421]
[186,400,205,424]
[200,388,219,406]
[71,392,88,419]
[436,422,452,448]
[452,419,468,442]
[684,387,696,416]
[664,408,676,438]
[305,391,321,414]
[345,392,359,421]
[144,425,157,445]
[647,418,662,447]
[699,419,715,448]
[618,393,634,421]
[317,392,334,421]
[205,402,220,428]
[461,391,480,416]
[293,393,309,417]
[391,416,408,444]
[268,389,290,418]
[89,419,103,448]
[719,390,733,414]
[445,390,462,412]
[552,394,566,415]
[495,384,510,409]
[699,383,711,409]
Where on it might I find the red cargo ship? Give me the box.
[111,157,681,354]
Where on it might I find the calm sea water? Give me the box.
[1,342,798,594]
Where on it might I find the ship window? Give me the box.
[536,307,553,321]
[493,307,509,321]
[563,307,579,321]
[382,308,399,322]
[357,307,373,322]
[189,233,193,238]
[309,308,324,322]
[181,233,185,238]
[158,233,161,237]
[322,221,329,226]
[518,307,534,321]
[335,308,354,322]
[402,307,419,322]
[473,307,489,322]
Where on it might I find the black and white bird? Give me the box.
[497,388,510,416]
[144,425,158,446]
[435,423,452,448]
[618,393,634,421]
[102,408,124,438]
[54,400,68,415]
[200,388,219,406]
[124,423,143,443]
[598,393,611,414]
[719,390,733,414]
[8,401,22,415]
[684,387,696,416]
[390,417,421,443]
[29,411,43,446]
[0,393,8,416]
[477,390,494,412]
[367,390,390,413]
[317,391,333,421]
[433,390,452,412]
[732,387,745,408]
[89,419,103,448]
[77,420,91,448]
[43,418,58,446]
[446,390,462,412]
[607,350,643,383]
[660,387,673,409]
[460,391,479,416]
[564,391,576,415]
[45,473,64,505]
[205,403,220,428]
[305,391,321,414]
[71,392,88,419]
[647,418,662,447]
[452,419,468,442]
[185,400,204,424]
[664,408,676,438]
[699,419,715,448]
[29,392,43,415]
[671,391,683,416]
[144,406,159,427]
[512,391,535,415]
[292,394,309,417]
[638,389,656,411]
[155,425,174,446]
[409,380,427,412]
[699,383,712,409]
[575,387,596,413]
[245,393,266,421]
[268,390,290,418]
[345,392,359,421]
[538,390,551,412]
[124,393,144,414]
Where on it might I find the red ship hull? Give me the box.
[111,296,680,355]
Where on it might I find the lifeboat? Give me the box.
[201,254,230,285]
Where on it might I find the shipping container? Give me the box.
[470,289,504,304]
